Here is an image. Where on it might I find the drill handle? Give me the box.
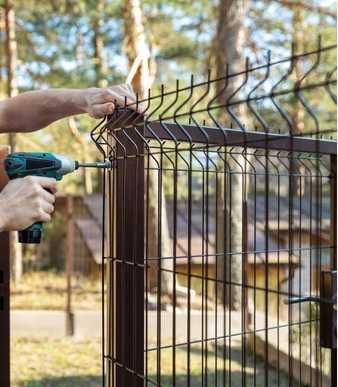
[18,222,43,244]
[18,188,52,244]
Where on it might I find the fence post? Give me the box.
[0,146,10,387]
[330,154,337,386]
[114,124,144,386]
[65,195,74,336]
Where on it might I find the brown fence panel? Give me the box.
[91,43,337,387]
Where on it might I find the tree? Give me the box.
[0,7,6,94]
[70,0,108,195]
[123,0,151,98]
[3,0,22,283]
[123,0,180,297]
[91,0,107,88]
[4,0,17,148]
[214,0,249,311]
[274,0,336,18]
[290,4,305,196]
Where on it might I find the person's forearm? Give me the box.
[0,89,88,133]
[0,84,138,133]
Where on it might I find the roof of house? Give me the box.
[76,192,327,266]
[247,194,331,231]
[74,218,102,264]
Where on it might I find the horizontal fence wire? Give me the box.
[91,41,337,387]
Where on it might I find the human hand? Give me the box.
[0,176,57,231]
[83,84,144,119]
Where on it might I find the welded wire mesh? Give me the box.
[91,40,337,387]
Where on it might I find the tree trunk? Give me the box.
[293,10,304,131]
[0,7,5,91]
[123,0,150,98]
[214,0,249,311]
[4,0,17,147]
[291,5,305,196]
[68,117,93,194]
[4,0,22,283]
[91,0,106,191]
[92,0,107,88]
[123,0,174,295]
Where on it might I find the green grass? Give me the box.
[11,272,309,386]
[11,337,102,387]
[12,337,292,387]
[11,271,101,310]
[146,342,291,387]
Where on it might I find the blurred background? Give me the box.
[0,0,336,386]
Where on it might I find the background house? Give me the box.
[49,190,330,323]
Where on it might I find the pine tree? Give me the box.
[214,0,250,311]
[3,0,22,283]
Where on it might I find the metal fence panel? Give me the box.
[92,42,337,387]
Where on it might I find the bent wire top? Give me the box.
[91,40,337,159]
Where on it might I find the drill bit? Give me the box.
[76,161,112,169]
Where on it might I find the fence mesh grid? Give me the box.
[91,41,337,387]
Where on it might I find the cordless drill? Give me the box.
[5,152,110,244]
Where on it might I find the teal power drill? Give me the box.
[5,152,110,244]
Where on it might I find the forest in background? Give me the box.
[0,0,336,194]
[0,6,336,386]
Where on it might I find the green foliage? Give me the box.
[11,271,101,310]
[0,0,336,194]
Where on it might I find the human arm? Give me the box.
[0,85,137,133]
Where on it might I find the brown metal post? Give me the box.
[0,231,10,387]
[66,195,74,336]
[0,146,10,387]
[330,155,337,387]
[115,124,144,386]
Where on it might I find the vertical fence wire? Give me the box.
[91,42,337,387]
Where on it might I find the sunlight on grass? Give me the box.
[11,271,101,310]
[146,341,290,387]
[12,336,295,387]
[12,337,102,387]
